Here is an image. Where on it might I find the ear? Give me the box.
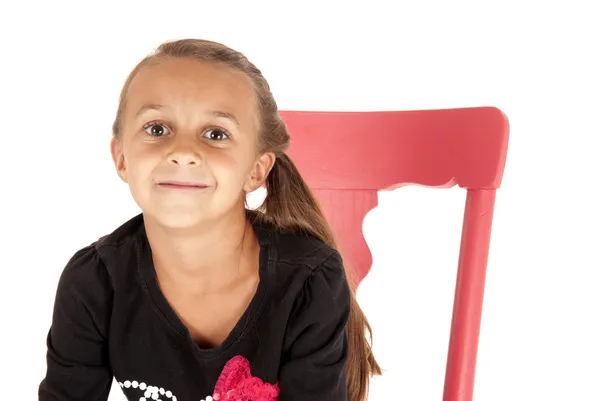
[110,137,128,183]
[244,151,276,193]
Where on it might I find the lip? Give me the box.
[157,181,210,189]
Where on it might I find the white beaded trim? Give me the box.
[118,379,219,401]
[118,380,183,401]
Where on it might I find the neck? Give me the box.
[144,207,259,296]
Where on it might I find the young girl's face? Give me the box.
[111,57,274,229]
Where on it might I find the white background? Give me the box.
[1,1,599,400]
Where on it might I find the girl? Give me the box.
[39,38,381,401]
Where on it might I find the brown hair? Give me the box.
[111,38,381,401]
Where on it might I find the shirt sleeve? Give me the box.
[278,250,351,401]
[39,244,114,401]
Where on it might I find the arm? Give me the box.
[279,250,351,400]
[39,245,114,401]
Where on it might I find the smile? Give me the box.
[157,181,210,190]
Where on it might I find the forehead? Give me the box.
[124,57,258,126]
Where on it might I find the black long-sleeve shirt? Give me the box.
[39,212,350,401]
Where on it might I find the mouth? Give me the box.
[157,181,210,190]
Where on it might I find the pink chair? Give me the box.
[280,107,510,401]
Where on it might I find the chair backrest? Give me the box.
[279,106,509,401]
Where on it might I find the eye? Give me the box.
[143,123,170,137]
[203,128,230,141]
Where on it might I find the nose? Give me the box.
[168,142,202,166]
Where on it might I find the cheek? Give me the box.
[126,146,161,181]
[209,151,252,186]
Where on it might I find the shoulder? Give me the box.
[55,241,113,312]
[256,220,350,305]
[263,223,340,272]
[277,234,351,347]
[58,213,145,298]
[274,229,347,291]
[94,212,145,250]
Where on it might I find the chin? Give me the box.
[143,206,215,231]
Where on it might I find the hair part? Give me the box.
[111,38,382,401]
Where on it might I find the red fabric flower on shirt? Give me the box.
[213,355,280,401]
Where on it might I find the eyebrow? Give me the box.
[210,110,240,127]
[135,103,166,117]
[135,104,240,127]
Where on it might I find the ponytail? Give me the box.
[247,153,382,401]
